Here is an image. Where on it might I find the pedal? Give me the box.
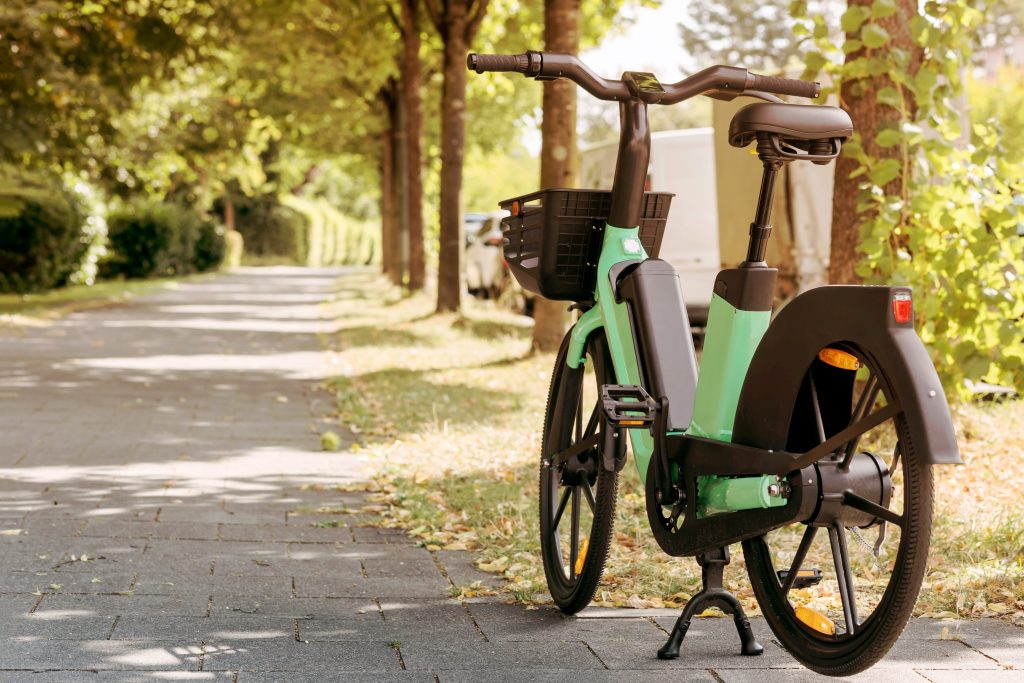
[776,568,823,589]
[599,384,658,429]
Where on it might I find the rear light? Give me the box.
[511,200,520,217]
[892,291,913,324]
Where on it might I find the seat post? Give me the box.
[743,132,788,267]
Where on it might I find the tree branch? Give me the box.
[384,1,403,36]
[466,0,490,41]
[424,0,444,35]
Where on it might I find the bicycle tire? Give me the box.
[742,345,934,675]
[539,329,620,614]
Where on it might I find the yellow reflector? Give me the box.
[818,348,861,371]
[795,606,836,635]
[620,420,645,426]
[574,537,589,575]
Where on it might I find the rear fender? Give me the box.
[732,285,961,464]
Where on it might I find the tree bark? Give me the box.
[400,0,426,291]
[430,0,489,312]
[829,0,922,284]
[532,0,581,351]
[380,81,404,285]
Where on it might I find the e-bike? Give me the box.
[467,50,960,676]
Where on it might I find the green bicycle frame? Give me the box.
[567,223,781,513]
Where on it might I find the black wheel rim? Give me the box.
[746,344,926,644]
[539,333,619,606]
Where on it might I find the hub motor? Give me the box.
[807,452,892,528]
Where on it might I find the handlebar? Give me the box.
[467,50,820,104]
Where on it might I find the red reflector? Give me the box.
[892,292,912,324]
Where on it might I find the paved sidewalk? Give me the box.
[0,267,1020,682]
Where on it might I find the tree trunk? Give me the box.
[435,12,469,313]
[381,83,404,285]
[829,0,922,284]
[532,0,581,351]
[401,0,426,291]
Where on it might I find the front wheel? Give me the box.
[539,329,620,614]
[742,344,933,676]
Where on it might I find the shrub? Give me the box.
[105,199,225,279]
[0,176,87,293]
[227,196,308,262]
[193,219,226,272]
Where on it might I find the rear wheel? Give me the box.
[743,344,933,676]
[539,330,620,614]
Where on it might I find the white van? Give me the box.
[580,128,720,326]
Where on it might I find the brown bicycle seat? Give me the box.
[728,103,853,148]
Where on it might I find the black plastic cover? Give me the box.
[616,259,699,431]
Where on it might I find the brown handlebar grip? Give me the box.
[467,53,529,74]
[748,73,820,99]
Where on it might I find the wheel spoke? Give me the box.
[829,525,858,635]
[782,525,818,595]
[809,372,827,444]
[841,376,881,467]
[569,486,581,580]
[575,387,583,442]
[841,491,903,527]
[581,480,596,513]
[584,399,600,438]
[890,442,902,475]
[794,402,901,470]
[552,486,572,531]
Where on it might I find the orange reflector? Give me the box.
[620,420,645,426]
[818,348,860,371]
[511,200,520,216]
[795,606,836,635]
[574,537,589,575]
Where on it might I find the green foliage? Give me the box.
[194,221,227,273]
[105,199,223,278]
[0,174,87,293]
[223,195,308,262]
[793,0,1024,397]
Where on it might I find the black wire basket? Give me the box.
[498,188,672,301]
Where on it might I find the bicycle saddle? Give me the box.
[728,103,853,148]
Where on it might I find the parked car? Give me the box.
[465,211,509,301]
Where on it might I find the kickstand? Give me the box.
[658,546,763,659]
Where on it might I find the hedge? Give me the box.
[0,178,87,293]
[105,199,225,279]
[281,195,379,267]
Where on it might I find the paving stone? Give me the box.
[294,575,450,599]
[351,526,417,544]
[111,616,296,641]
[437,672,720,683]
[920,671,1024,682]
[587,617,796,670]
[399,641,604,671]
[931,618,1024,669]
[298,612,482,643]
[1,571,135,594]
[0,673,234,682]
[713,669,932,682]
[210,596,378,619]
[36,593,211,618]
[0,640,203,670]
[218,524,350,543]
[0,613,115,640]
[467,603,664,642]
[434,550,505,590]
[198,639,400,672]
[238,672,433,682]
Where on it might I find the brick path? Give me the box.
[1,267,1020,682]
